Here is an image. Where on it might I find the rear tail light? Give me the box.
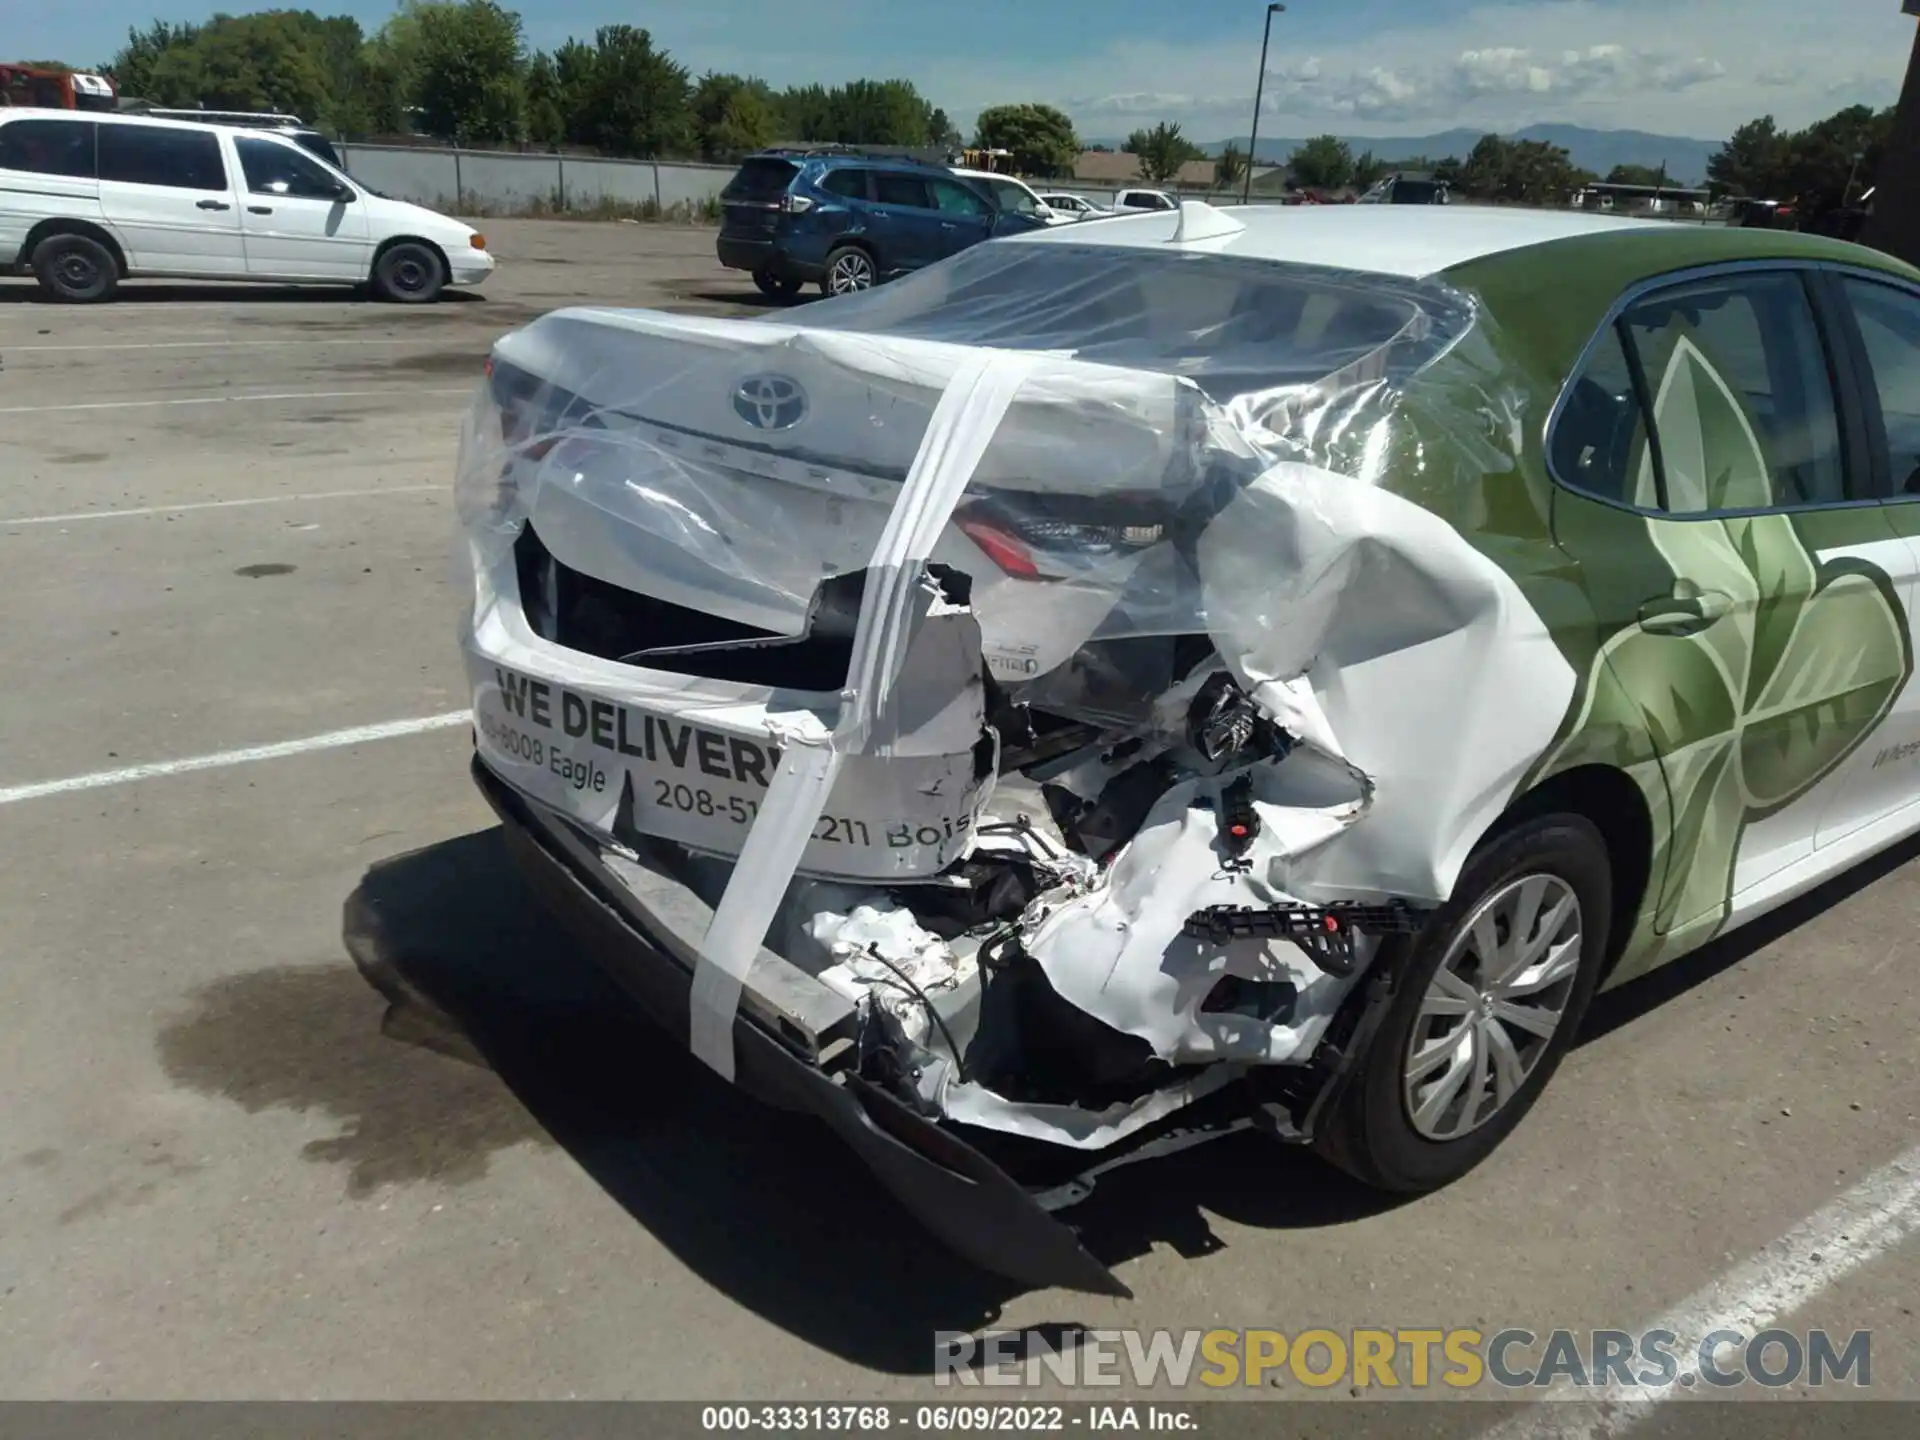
[956,507,1166,582]
[957,517,1040,579]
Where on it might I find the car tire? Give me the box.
[752,268,802,302]
[33,234,120,304]
[371,242,445,304]
[1314,812,1612,1193]
[821,244,876,297]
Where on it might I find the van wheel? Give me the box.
[34,234,120,304]
[821,245,876,296]
[371,242,445,303]
[1313,813,1612,1193]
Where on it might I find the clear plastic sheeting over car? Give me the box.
[455,233,1577,1148]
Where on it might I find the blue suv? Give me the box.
[717,149,1048,301]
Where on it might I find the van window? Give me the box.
[0,119,95,178]
[98,125,227,191]
[236,136,343,200]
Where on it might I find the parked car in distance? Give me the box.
[717,148,1051,300]
[0,108,492,302]
[1114,187,1177,212]
[950,168,1070,225]
[1358,172,1452,205]
[1037,192,1111,220]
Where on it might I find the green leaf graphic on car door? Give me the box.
[1545,333,1911,938]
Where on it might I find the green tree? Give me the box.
[1352,149,1389,191]
[775,82,833,142]
[1124,120,1202,185]
[927,106,962,150]
[578,25,690,157]
[1707,116,1789,199]
[691,71,776,160]
[410,0,525,143]
[1213,140,1249,193]
[1605,162,1669,188]
[104,21,200,100]
[973,102,1079,177]
[1783,104,1893,219]
[547,37,599,145]
[524,51,564,147]
[1289,134,1354,191]
[824,78,932,146]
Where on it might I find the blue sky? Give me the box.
[23,0,1914,141]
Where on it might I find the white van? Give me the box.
[0,108,493,303]
[949,167,1071,225]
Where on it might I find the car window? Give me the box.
[1551,323,1651,505]
[929,178,989,216]
[986,178,1037,214]
[1618,272,1848,512]
[291,132,342,168]
[236,136,342,199]
[820,167,869,200]
[873,173,933,209]
[1841,278,1920,496]
[97,124,226,191]
[0,118,95,178]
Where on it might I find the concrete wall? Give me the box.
[332,143,1277,216]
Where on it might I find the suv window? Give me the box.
[873,172,933,209]
[98,124,226,191]
[1558,271,1849,512]
[1843,278,1920,496]
[929,178,989,216]
[236,136,343,199]
[820,167,870,200]
[0,118,95,178]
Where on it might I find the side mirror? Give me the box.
[332,182,356,204]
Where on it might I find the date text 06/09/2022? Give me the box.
[699,1405,1199,1432]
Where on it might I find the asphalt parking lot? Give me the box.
[1,218,1917,1425]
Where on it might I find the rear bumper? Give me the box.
[471,752,1130,1298]
[716,234,821,282]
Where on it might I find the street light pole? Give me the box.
[1243,3,1285,205]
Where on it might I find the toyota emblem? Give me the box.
[732,374,807,430]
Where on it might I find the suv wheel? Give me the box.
[752,268,802,302]
[34,234,120,304]
[1314,813,1612,1193]
[822,245,876,296]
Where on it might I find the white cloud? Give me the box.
[926,0,1906,141]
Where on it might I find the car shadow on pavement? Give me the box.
[332,826,1401,1372]
[0,283,488,305]
[1579,829,1920,1045]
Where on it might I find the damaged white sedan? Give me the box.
[457,202,1920,1293]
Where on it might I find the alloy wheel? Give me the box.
[829,252,874,294]
[1402,873,1583,1141]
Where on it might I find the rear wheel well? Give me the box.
[1486,765,1654,972]
[23,219,126,276]
[369,235,448,283]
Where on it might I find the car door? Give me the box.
[866,171,939,273]
[1548,266,1910,939]
[926,176,998,254]
[95,122,243,276]
[1811,271,1920,843]
[231,133,370,280]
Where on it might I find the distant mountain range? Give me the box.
[1088,125,1721,185]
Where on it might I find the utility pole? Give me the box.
[1243,3,1285,205]
[1866,6,1920,263]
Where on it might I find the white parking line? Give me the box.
[0,386,471,416]
[0,713,470,806]
[1477,1141,1920,1438]
[5,337,419,352]
[3,485,441,527]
